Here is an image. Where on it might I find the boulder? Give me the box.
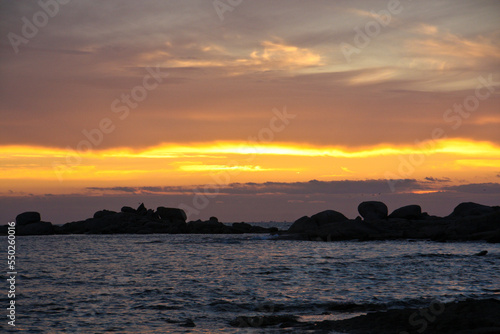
[137,203,147,215]
[18,221,54,235]
[93,210,117,219]
[358,201,388,221]
[288,216,317,233]
[16,211,41,226]
[156,207,187,222]
[311,210,348,226]
[121,206,136,214]
[388,205,422,219]
[187,219,226,233]
[448,202,494,218]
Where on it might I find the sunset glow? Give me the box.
[1,0,499,223]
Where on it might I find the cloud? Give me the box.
[405,28,500,71]
[424,177,451,183]
[443,183,500,194]
[86,179,427,196]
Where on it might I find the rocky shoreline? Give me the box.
[2,201,499,242]
[279,201,500,243]
[230,298,500,333]
[1,203,277,236]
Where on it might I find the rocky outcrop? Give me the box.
[358,201,388,221]
[281,201,500,243]
[16,211,41,225]
[288,210,348,234]
[10,211,55,236]
[447,202,494,218]
[263,298,500,333]
[388,204,422,219]
[156,207,187,222]
[288,216,317,233]
[2,203,277,236]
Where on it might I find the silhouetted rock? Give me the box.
[230,315,299,328]
[288,216,317,233]
[358,201,388,221]
[188,218,226,233]
[121,206,136,214]
[388,205,422,219]
[280,202,500,243]
[137,203,147,215]
[474,250,488,256]
[156,207,187,222]
[311,210,348,225]
[16,211,41,226]
[93,210,117,219]
[180,318,195,328]
[448,202,495,217]
[18,221,54,235]
[298,298,500,333]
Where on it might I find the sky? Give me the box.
[1,0,499,224]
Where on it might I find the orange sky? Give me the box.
[1,0,499,223]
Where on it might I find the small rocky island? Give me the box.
[280,201,500,243]
[2,201,499,243]
[2,203,277,236]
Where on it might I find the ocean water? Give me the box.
[3,233,499,333]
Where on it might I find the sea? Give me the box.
[3,223,500,333]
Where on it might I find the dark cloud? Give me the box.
[424,177,451,183]
[444,183,500,194]
[86,179,429,196]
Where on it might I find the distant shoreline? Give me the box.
[2,201,499,243]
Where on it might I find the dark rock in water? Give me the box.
[311,210,348,226]
[301,298,500,334]
[358,201,388,221]
[287,216,317,233]
[187,218,226,233]
[179,318,195,328]
[121,206,136,214]
[18,221,54,235]
[232,222,253,232]
[16,211,41,226]
[209,216,219,224]
[474,250,488,256]
[388,205,422,219]
[93,210,117,219]
[230,315,299,328]
[448,202,495,217]
[156,207,187,222]
[136,203,147,215]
